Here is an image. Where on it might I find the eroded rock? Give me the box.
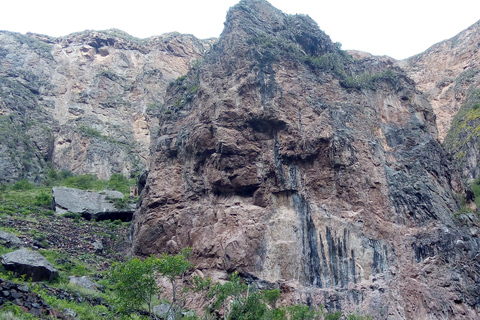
[68,276,99,291]
[0,279,52,317]
[0,230,22,248]
[0,29,213,184]
[1,248,58,281]
[52,187,134,221]
[131,1,480,319]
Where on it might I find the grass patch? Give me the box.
[0,303,39,320]
[43,170,135,196]
[340,69,397,90]
[40,293,114,320]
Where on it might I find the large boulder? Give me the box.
[1,248,58,281]
[52,187,135,221]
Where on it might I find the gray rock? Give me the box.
[68,276,98,291]
[0,230,22,248]
[63,308,77,320]
[92,240,103,253]
[1,248,58,281]
[153,303,174,320]
[52,187,134,221]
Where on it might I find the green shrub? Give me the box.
[107,173,132,195]
[34,191,52,208]
[63,174,106,191]
[346,313,373,320]
[62,212,82,220]
[325,311,342,320]
[110,256,163,315]
[0,303,38,320]
[11,180,33,191]
[111,196,131,210]
[340,69,397,90]
[287,304,323,320]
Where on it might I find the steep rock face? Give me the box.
[0,29,211,183]
[401,21,480,181]
[402,20,480,141]
[132,0,480,318]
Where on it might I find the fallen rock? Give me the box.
[92,239,103,253]
[52,187,135,221]
[63,308,77,320]
[0,278,52,317]
[1,248,58,281]
[153,303,174,320]
[0,230,22,248]
[68,276,98,291]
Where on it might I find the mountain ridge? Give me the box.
[1,0,480,318]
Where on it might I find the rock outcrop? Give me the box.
[0,230,22,248]
[401,20,480,181]
[0,279,53,318]
[1,248,59,281]
[0,29,212,183]
[131,0,480,318]
[52,187,134,221]
[68,276,99,291]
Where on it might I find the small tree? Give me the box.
[110,256,161,317]
[157,248,193,318]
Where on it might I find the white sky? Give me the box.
[1,0,479,60]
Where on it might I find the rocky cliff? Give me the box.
[402,20,480,181]
[0,29,211,183]
[131,0,480,318]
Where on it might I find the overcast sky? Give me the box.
[1,0,479,60]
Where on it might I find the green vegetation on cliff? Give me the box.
[444,88,480,179]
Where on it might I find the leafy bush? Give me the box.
[63,174,106,191]
[110,256,163,315]
[346,313,373,320]
[62,212,82,220]
[107,173,132,195]
[340,69,397,90]
[0,303,38,320]
[35,191,53,208]
[11,180,33,191]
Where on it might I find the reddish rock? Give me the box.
[131,1,480,319]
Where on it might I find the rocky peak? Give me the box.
[218,0,338,58]
[402,19,480,141]
[132,1,479,318]
[401,19,480,182]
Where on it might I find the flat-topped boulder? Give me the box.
[52,187,135,221]
[1,248,58,282]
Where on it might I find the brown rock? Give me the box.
[131,1,480,319]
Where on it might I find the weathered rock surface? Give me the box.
[0,29,212,183]
[401,20,480,142]
[401,20,480,181]
[131,0,480,318]
[0,278,53,317]
[153,303,174,320]
[0,230,22,248]
[68,276,98,291]
[52,187,134,221]
[1,248,58,281]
